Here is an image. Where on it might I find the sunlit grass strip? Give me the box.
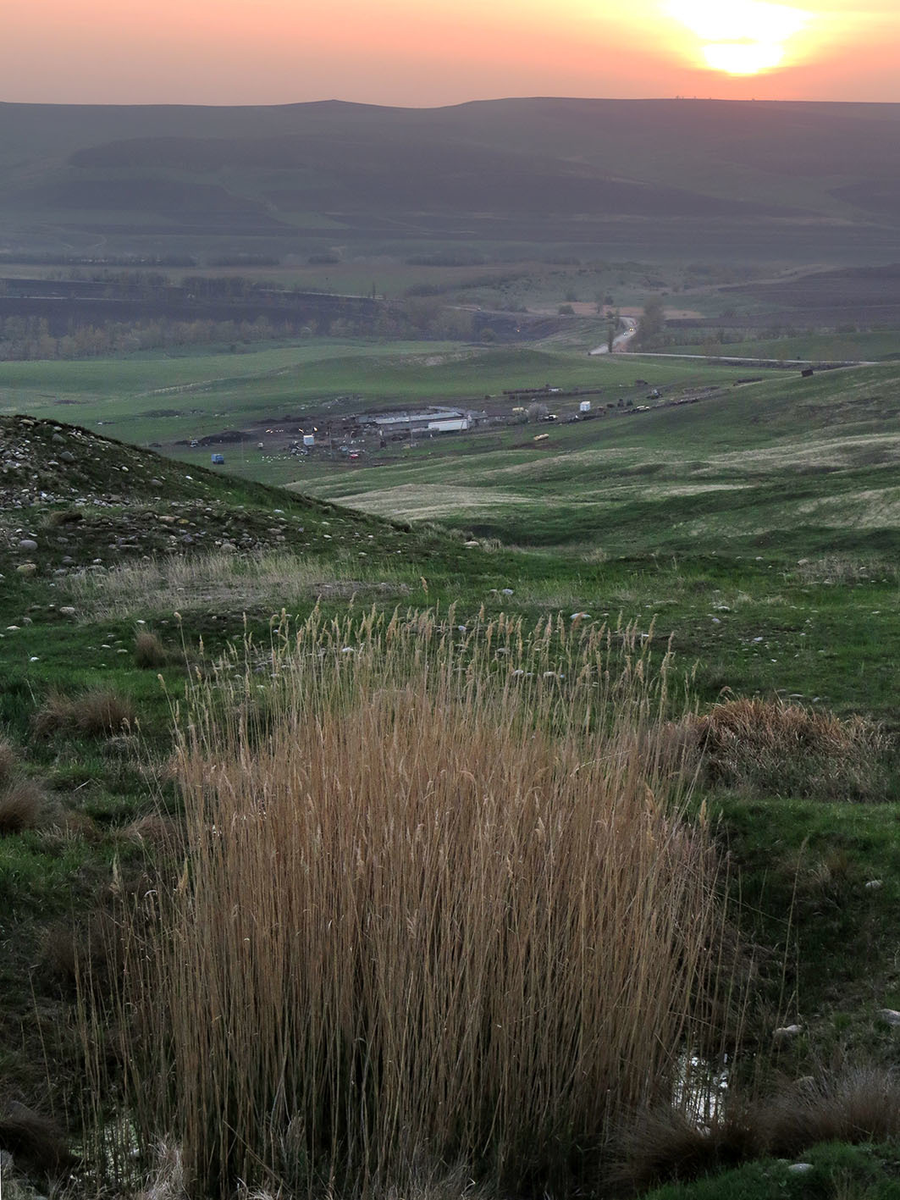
[126,609,724,1196]
[67,551,415,618]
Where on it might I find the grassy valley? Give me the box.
[2,92,900,1200]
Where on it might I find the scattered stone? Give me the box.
[59,450,75,463]
[865,879,884,890]
[16,563,37,576]
[773,1024,803,1045]
[59,607,76,617]
[18,538,38,551]
[787,1163,814,1174]
[878,1009,900,1026]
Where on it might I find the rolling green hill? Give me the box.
[2,97,900,263]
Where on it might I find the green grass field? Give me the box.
[3,349,900,1198]
[0,336,748,447]
[297,363,900,551]
[662,331,900,363]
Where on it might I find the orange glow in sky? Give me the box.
[1,0,898,105]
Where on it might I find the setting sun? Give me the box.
[702,41,785,75]
[665,0,812,76]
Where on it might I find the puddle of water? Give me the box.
[675,1051,730,1129]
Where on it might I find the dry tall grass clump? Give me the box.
[682,697,891,801]
[33,688,136,739]
[134,630,172,669]
[0,741,47,835]
[0,779,47,835]
[612,1104,760,1194]
[0,738,18,789]
[120,609,727,1197]
[761,1067,900,1156]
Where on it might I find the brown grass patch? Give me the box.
[45,507,84,527]
[33,688,136,739]
[0,739,18,790]
[612,1067,900,1193]
[42,910,122,994]
[134,630,171,670]
[761,1067,900,1155]
[118,813,181,852]
[613,1105,760,1194]
[0,1102,74,1177]
[680,698,892,801]
[45,809,101,844]
[0,779,47,835]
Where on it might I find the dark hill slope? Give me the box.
[2,98,900,263]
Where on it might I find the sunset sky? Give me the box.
[4,0,899,107]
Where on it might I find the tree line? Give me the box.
[0,299,476,361]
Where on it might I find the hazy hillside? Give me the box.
[2,97,900,263]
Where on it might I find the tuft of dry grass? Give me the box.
[0,779,47,835]
[614,1067,900,1194]
[0,738,18,790]
[761,1067,900,1156]
[44,809,101,844]
[136,1142,188,1200]
[113,608,727,1197]
[134,630,172,669]
[45,507,84,527]
[612,1105,760,1194]
[680,697,892,801]
[118,813,181,853]
[33,688,136,739]
[42,910,122,994]
[0,1101,74,1177]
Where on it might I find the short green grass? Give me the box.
[661,332,900,364]
[642,1141,900,1200]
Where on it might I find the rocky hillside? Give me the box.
[0,415,437,583]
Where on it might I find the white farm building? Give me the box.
[359,407,473,435]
